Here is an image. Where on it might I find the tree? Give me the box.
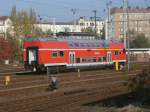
[127,66,150,101]
[0,37,17,63]
[10,6,20,37]
[9,6,39,63]
[130,33,150,48]
[10,6,38,38]
[100,26,105,39]
[81,27,101,38]
[45,29,53,36]
[81,27,95,34]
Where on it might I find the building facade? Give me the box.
[78,17,104,34]
[0,16,12,38]
[0,16,104,38]
[35,17,104,36]
[110,7,150,39]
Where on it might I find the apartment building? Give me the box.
[110,7,150,39]
[78,17,104,34]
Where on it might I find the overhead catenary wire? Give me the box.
[15,0,102,21]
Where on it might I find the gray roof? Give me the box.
[37,22,74,25]
[0,16,9,21]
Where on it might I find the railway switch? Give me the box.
[77,68,80,78]
[5,76,10,86]
[120,65,123,70]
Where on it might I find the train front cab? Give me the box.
[25,47,39,72]
[113,48,126,70]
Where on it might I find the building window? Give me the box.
[120,15,122,19]
[80,23,84,26]
[69,43,73,48]
[74,42,79,47]
[59,51,64,57]
[139,27,142,31]
[120,28,123,32]
[90,23,94,26]
[52,51,57,57]
[120,34,123,38]
[87,23,89,26]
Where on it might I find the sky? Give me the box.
[0,0,150,22]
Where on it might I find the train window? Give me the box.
[76,58,80,63]
[103,57,106,61]
[69,43,73,48]
[82,58,86,62]
[74,43,79,47]
[52,51,57,57]
[92,43,95,47]
[98,57,102,62]
[93,57,97,62]
[59,51,64,57]
[115,51,119,56]
[87,58,92,62]
[123,49,126,53]
[86,43,90,47]
[81,43,85,47]
[96,44,100,47]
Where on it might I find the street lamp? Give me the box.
[38,15,42,36]
[71,8,77,32]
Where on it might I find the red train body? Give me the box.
[23,37,126,72]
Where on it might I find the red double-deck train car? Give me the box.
[23,36,126,72]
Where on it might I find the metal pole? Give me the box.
[47,67,51,80]
[126,0,130,72]
[71,8,77,32]
[53,18,56,37]
[137,20,139,33]
[93,10,97,37]
[38,15,42,37]
[106,1,112,41]
[107,3,109,41]
[123,0,127,49]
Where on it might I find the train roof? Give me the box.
[24,36,121,43]
[24,37,124,49]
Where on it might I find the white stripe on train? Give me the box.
[44,60,126,67]
[23,48,122,51]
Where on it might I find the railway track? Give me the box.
[0,68,145,112]
[0,82,128,112]
[0,70,138,101]
[0,69,140,90]
[0,66,25,75]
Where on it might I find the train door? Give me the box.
[26,47,38,65]
[107,52,112,62]
[69,52,75,67]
